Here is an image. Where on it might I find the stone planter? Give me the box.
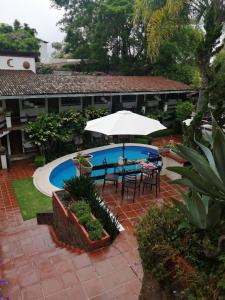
[160,151,187,180]
[52,191,110,251]
[73,158,93,175]
[68,209,110,251]
[83,154,93,161]
[52,191,68,221]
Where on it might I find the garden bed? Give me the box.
[52,176,119,251]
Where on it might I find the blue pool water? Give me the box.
[50,146,158,189]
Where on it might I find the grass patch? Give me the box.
[12,178,52,220]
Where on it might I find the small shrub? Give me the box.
[137,205,225,299]
[65,176,120,240]
[34,155,45,167]
[176,101,193,122]
[70,201,91,218]
[62,192,71,202]
[64,176,96,200]
[69,201,104,241]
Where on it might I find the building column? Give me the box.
[6,134,11,155]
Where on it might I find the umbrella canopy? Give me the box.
[85,110,166,136]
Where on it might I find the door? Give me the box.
[9,130,23,155]
[111,96,122,113]
[5,99,20,124]
[48,98,59,113]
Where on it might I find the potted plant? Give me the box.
[0,145,7,169]
[73,152,93,175]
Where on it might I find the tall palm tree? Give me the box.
[135,0,225,136]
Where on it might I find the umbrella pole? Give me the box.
[123,141,125,159]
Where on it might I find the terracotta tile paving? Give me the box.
[0,159,184,299]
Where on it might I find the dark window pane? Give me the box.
[94,96,110,104]
[122,95,136,102]
[61,97,81,106]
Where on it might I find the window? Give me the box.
[122,95,136,103]
[22,99,45,109]
[61,97,81,106]
[94,96,110,104]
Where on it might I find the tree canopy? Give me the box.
[0,19,40,53]
[52,0,148,74]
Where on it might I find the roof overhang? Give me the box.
[0,90,195,100]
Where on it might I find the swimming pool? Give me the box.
[49,145,159,189]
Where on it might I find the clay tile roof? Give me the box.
[0,70,193,97]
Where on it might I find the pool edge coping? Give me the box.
[33,143,159,198]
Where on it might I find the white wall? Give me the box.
[0,56,36,73]
[39,41,49,63]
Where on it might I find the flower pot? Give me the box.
[83,154,93,161]
[73,158,93,175]
[68,208,110,251]
[80,161,93,175]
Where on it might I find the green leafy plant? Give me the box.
[176,101,193,123]
[168,120,225,201]
[25,110,85,159]
[64,176,120,240]
[173,191,221,230]
[137,205,225,299]
[168,120,225,258]
[69,201,104,241]
[64,176,96,200]
[85,106,109,121]
[34,155,45,167]
[74,153,91,168]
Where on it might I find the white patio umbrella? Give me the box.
[85,110,167,158]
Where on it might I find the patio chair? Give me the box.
[142,165,162,197]
[123,174,141,202]
[102,158,119,192]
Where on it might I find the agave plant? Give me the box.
[168,119,225,202]
[173,190,221,230]
[168,120,225,256]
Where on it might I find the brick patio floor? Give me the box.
[0,158,183,300]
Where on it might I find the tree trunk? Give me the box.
[196,67,209,113]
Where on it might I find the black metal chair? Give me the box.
[123,174,141,202]
[142,165,162,197]
[102,158,119,192]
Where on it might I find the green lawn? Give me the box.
[12,178,52,220]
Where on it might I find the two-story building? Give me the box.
[0,51,194,158]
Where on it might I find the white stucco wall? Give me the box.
[0,56,36,73]
[39,41,49,63]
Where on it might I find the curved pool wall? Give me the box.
[50,145,159,189]
[33,143,159,197]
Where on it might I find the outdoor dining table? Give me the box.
[119,161,159,198]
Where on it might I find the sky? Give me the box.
[0,0,65,46]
